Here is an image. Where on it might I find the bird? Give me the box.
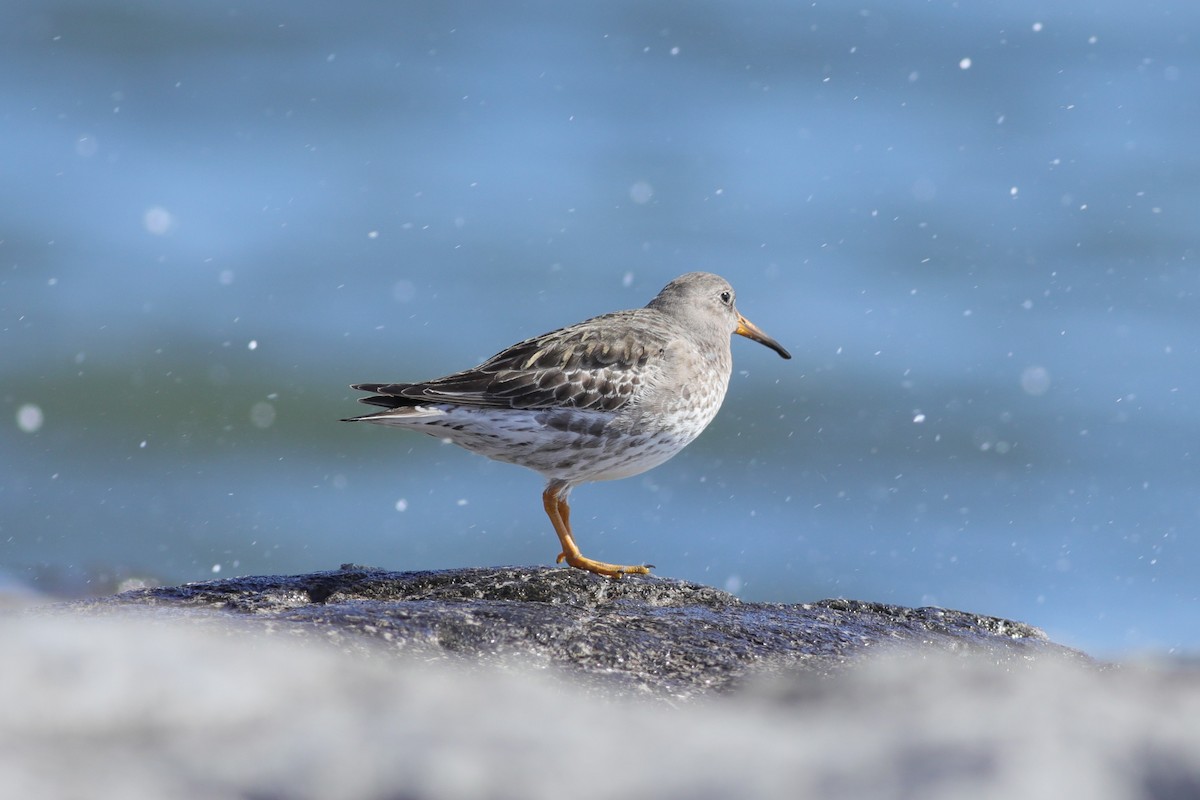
[344,272,791,578]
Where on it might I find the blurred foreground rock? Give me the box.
[67,564,1084,695]
[5,574,1200,800]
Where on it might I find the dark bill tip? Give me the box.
[735,314,792,360]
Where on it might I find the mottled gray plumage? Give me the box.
[346,272,790,578]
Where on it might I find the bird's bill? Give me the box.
[735,313,792,359]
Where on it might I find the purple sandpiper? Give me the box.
[345,272,791,578]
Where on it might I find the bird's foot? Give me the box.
[556,551,653,579]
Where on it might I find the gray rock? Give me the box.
[68,564,1087,696]
[2,605,1198,800]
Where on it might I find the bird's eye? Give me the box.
[719,290,732,305]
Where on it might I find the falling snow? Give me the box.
[16,404,43,433]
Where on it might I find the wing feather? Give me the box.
[352,308,668,412]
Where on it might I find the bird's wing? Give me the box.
[353,309,669,412]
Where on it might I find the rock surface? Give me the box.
[5,584,1200,800]
[68,564,1086,696]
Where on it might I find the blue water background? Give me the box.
[3,0,1198,656]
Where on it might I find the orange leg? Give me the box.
[542,484,651,579]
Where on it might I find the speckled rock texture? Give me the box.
[69,564,1086,696]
